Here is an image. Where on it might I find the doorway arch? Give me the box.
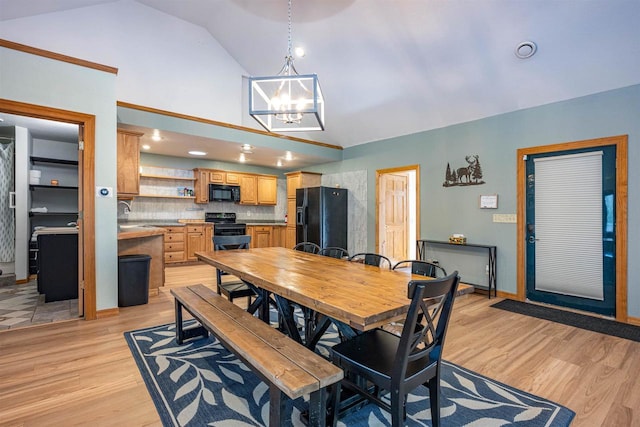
[0,98,96,320]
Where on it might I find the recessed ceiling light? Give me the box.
[276,159,283,167]
[239,153,246,163]
[285,151,293,161]
[151,129,162,141]
[188,150,207,156]
[241,144,253,153]
[515,41,537,59]
[142,144,151,150]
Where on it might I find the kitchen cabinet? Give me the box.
[194,168,210,204]
[117,129,143,198]
[285,171,322,248]
[161,223,212,264]
[186,225,205,262]
[162,226,186,263]
[246,225,273,248]
[210,170,241,185]
[239,174,257,205]
[272,225,287,248]
[257,175,277,205]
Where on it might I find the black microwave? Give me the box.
[209,184,241,202]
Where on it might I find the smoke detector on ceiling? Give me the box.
[515,41,537,59]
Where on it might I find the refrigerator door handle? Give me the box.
[296,207,305,225]
[9,191,16,208]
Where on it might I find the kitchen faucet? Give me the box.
[118,200,132,214]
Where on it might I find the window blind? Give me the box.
[533,151,603,300]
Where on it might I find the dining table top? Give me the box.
[196,247,439,331]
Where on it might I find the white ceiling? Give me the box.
[2,0,640,154]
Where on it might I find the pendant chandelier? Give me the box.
[249,0,325,132]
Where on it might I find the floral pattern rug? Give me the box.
[125,321,575,426]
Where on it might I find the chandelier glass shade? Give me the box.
[249,0,324,132]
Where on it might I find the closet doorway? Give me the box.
[0,99,96,324]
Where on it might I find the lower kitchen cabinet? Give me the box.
[246,225,287,248]
[186,225,205,262]
[162,223,213,264]
[163,227,185,263]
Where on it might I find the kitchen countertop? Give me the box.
[117,225,166,240]
[238,220,287,226]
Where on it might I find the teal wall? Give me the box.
[1,46,119,310]
[310,84,640,317]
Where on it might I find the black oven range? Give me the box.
[205,212,247,236]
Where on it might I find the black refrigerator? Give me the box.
[296,186,348,249]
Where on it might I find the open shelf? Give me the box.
[136,194,196,199]
[30,156,78,166]
[29,212,77,217]
[140,173,195,181]
[30,184,78,191]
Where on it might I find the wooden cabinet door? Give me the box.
[257,175,277,205]
[186,225,204,261]
[286,226,297,249]
[225,172,240,185]
[194,169,210,204]
[116,130,142,197]
[286,174,301,198]
[209,170,225,184]
[204,224,213,251]
[253,226,272,248]
[272,226,287,247]
[239,174,257,204]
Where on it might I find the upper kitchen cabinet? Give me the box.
[239,174,277,206]
[117,129,143,198]
[194,168,209,204]
[238,174,257,205]
[210,170,241,185]
[257,175,277,205]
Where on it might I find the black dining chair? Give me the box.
[319,247,349,259]
[213,235,255,304]
[393,259,447,278]
[348,252,392,269]
[293,241,321,254]
[330,271,460,427]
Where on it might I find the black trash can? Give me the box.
[118,254,151,307]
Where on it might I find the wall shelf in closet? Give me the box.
[30,156,78,166]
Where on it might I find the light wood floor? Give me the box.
[0,264,638,426]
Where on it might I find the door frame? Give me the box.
[0,98,97,321]
[516,135,627,321]
[375,165,420,260]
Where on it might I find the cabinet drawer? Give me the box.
[163,227,183,233]
[164,251,185,262]
[186,225,203,233]
[164,241,185,252]
[164,232,184,242]
[254,226,270,232]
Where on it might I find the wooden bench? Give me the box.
[171,284,343,427]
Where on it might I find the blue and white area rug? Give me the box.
[125,322,575,426]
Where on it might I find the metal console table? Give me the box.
[416,239,497,298]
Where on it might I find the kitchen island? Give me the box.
[117,226,165,296]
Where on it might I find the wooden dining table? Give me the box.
[195,247,469,347]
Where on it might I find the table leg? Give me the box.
[274,294,302,343]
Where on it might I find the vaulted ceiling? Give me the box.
[2,0,640,150]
